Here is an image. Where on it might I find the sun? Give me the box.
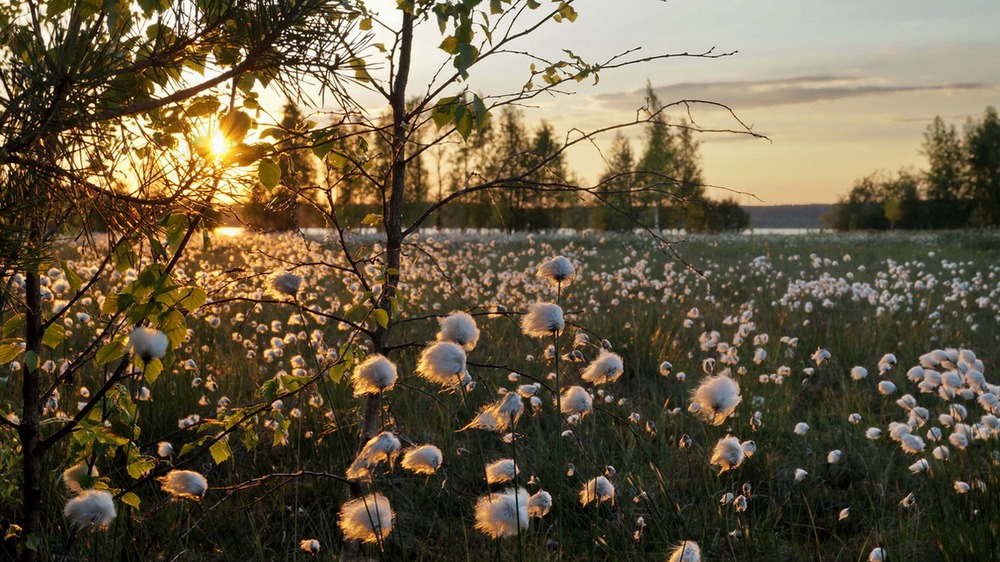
[209,133,229,157]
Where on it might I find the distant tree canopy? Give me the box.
[828,106,1000,230]
[243,88,748,232]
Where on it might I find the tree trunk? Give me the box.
[17,269,44,562]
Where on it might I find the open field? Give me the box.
[3,229,1000,561]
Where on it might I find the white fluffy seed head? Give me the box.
[400,445,443,475]
[667,540,702,562]
[416,342,468,388]
[63,490,116,530]
[691,375,742,426]
[581,349,624,386]
[560,385,593,417]
[352,354,398,396]
[266,272,303,298]
[537,256,575,284]
[339,493,394,543]
[485,458,519,485]
[347,432,401,481]
[437,311,480,351]
[129,326,169,363]
[527,490,552,518]
[299,539,320,554]
[521,302,565,338]
[159,470,208,501]
[710,435,745,473]
[579,476,615,506]
[474,487,528,539]
[62,463,100,495]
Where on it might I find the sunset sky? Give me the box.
[357,0,1000,206]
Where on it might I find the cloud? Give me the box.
[594,75,992,112]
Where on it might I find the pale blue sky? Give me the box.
[345,1,1000,205]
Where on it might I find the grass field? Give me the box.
[3,229,1000,561]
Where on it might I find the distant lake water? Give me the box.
[213,226,831,238]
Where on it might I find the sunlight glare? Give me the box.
[210,133,229,157]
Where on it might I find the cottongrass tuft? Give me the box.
[527,490,552,517]
[464,392,524,432]
[485,458,519,485]
[537,255,575,284]
[560,385,593,417]
[159,469,208,501]
[520,302,564,338]
[416,341,468,388]
[351,354,398,396]
[667,540,702,562]
[347,432,401,481]
[63,490,115,530]
[474,487,528,539]
[691,375,742,426]
[265,272,303,298]
[339,493,394,544]
[868,547,886,562]
[400,444,443,475]
[437,311,480,351]
[129,326,169,363]
[299,539,320,554]
[62,462,99,495]
[710,435,745,473]
[581,349,624,385]
[579,475,615,506]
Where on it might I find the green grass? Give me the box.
[3,229,1000,561]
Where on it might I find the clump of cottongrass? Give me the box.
[527,490,552,517]
[581,349,624,385]
[560,385,593,417]
[537,255,575,284]
[129,326,169,363]
[159,470,208,501]
[667,540,701,562]
[521,302,564,338]
[416,341,468,388]
[266,272,303,298]
[579,476,615,506]
[347,432,401,481]
[400,445,443,475]
[437,311,480,351]
[299,538,320,554]
[339,493,394,543]
[463,392,524,432]
[485,458,519,485]
[690,375,742,426]
[62,462,99,495]
[474,487,528,538]
[63,490,116,530]
[710,435,745,473]
[351,354,398,396]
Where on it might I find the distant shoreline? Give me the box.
[744,204,831,229]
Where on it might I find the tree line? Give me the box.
[827,106,1000,230]
[240,85,749,233]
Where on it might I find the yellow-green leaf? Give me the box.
[24,350,38,372]
[42,324,66,349]
[120,492,141,509]
[373,308,389,329]
[0,343,22,364]
[258,159,281,188]
[96,340,126,366]
[2,315,24,338]
[142,359,163,384]
[210,439,232,464]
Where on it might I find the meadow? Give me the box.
[3,229,1000,561]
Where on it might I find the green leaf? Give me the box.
[210,438,232,464]
[177,286,208,311]
[359,17,372,31]
[120,492,141,509]
[42,324,66,349]
[439,35,459,55]
[328,362,347,383]
[24,351,38,372]
[0,343,22,364]
[62,261,83,292]
[279,374,312,393]
[260,379,279,404]
[258,159,281,188]
[96,340,126,366]
[142,359,163,384]
[361,213,382,227]
[373,308,389,329]
[2,315,24,338]
[113,242,136,274]
[126,457,155,479]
